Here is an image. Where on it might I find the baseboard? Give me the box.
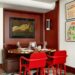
[66,65,75,74]
[0,64,2,69]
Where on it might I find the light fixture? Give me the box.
[46,19,50,30]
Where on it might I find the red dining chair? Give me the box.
[19,52,47,75]
[47,50,67,75]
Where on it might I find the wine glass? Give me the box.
[43,41,47,49]
[28,42,32,49]
[17,41,21,49]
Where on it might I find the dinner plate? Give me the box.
[41,49,50,51]
[21,49,33,53]
[19,48,27,50]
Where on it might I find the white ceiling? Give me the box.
[33,0,57,3]
[0,0,57,13]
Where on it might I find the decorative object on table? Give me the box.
[31,41,37,47]
[29,41,37,49]
[17,41,21,49]
[37,45,41,51]
[28,42,32,49]
[43,41,47,49]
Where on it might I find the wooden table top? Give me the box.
[8,48,56,54]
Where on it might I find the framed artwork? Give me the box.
[9,17,35,38]
[65,0,75,20]
[65,20,75,41]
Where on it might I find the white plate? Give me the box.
[21,50,33,52]
[20,48,27,50]
[41,49,50,51]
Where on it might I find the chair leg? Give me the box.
[47,66,51,75]
[20,65,22,75]
[56,65,58,75]
[40,68,45,75]
[52,66,56,75]
[47,67,50,75]
[43,68,45,75]
[20,59,22,75]
[36,69,38,75]
[59,64,62,75]
[28,69,31,75]
[24,69,26,75]
[64,65,66,75]
[40,68,43,75]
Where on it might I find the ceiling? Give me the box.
[0,0,57,13]
[33,0,57,3]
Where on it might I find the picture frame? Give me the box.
[65,0,75,20]
[9,17,35,38]
[65,20,75,41]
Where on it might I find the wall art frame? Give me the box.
[65,0,75,20]
[65,20,75,42]
[9,17,35,38]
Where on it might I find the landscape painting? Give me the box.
[66,20,75,41]
[9,17,35,38]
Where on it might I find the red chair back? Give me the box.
[29,52,47,69]
[53,50,67,64]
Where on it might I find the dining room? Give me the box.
[0,0,75,75]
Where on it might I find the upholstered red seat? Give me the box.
[20,52,47,75]
[47,50,67,75]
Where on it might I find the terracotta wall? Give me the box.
[45,1,59,49]
[4,9,43,46]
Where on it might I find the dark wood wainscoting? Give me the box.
[0,64,2,69]
[45,1,59,49]
[4,9,44,46]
